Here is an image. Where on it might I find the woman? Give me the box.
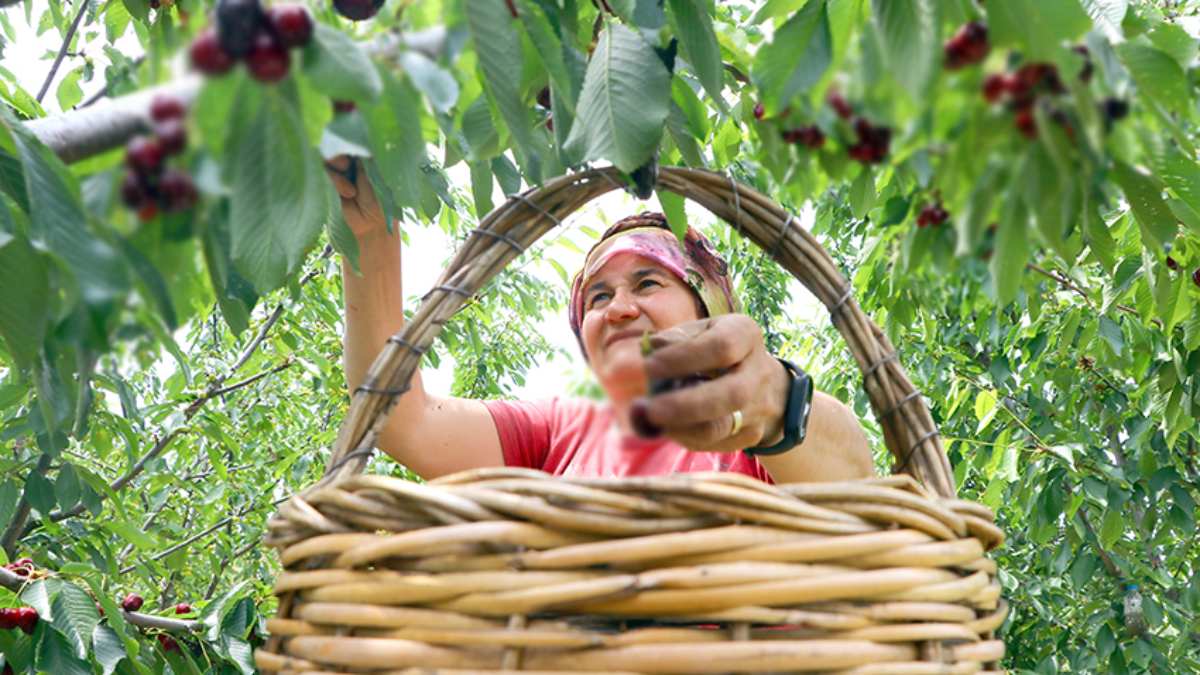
[329,157,873,484]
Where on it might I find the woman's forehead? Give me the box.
[586,252,671,285]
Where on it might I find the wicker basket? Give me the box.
[256,166,1006,674]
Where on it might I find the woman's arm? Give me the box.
[330,158,505,479]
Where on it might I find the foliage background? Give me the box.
[0,0,1199,672]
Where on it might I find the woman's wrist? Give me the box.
[758,358,791,447]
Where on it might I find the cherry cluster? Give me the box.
[1167,257,1200,288]
[944,21,989,70]
[916,203,949,228]
[981,48,1095,139]
[781,125,824,149]
[121,95,197,222]
[189,0,314,82]
[825,91,892,164]
[0,606,38,635]
[3,557,36,578]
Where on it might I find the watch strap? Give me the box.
[743,357,813,457]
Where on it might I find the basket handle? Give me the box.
[318,167,955,498]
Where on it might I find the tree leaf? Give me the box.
[363,68,426,213]
[55,68,82,111]
[227,82,330,293]
[1116,42,1190,115]
[50,581,100,659]
[301,23,383,103]
[753,0,832,112]
[988,0,1091,60]
[990,190,1030,307]
[849,168,875,218]
[517,0,580,115]
[871,0,936,97]
[53,462,80,512]
[34,626,91,675]
[464,0,542,182]
[1153,145,1200,217]
[564,23,671,173]
[667,0,726,108]
[399,50,458,115]
[0,231,48,369]
[92,625,126,675]
[1112,160,1176,250]
[657,189,688,241]
[23,471,55,514]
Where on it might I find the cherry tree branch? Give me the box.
[1026,263,1160,328]
[0,567,198,633]
[1078,508,1123,579]
[36,0,91,103]
[24,27,448,164]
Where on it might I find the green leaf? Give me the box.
[0,231,48,369]
[227,82,330,293]
[990,192,1030,307]
[955,163,1004,256]
[988,0,1091,60]
[1099,505,1123,547]
[34,625,91,675]
[53,463,80,512]
[849,168,875,218]
[50,581,100,659]
[1,113,128,307]
[1116,42,1190,115]
[657,189,688,241]
[104,520,156,550]
[301,23,383,103]
[1079,0,1127,37]
[363,68,427,213]
[55,68,82,111]
[1098,315,1124,356]
[117,235,178,330]
[666,101,705,168]
[399,51,458,115]
[517,0,580,115]
[92,625,126,675]
[974,388,998,432]
[667,0,726,108]
[871,0,937,97]
[465,0,542,182]
[1068,551,1099,589]
[1148,23,1198,67]
[1112,161,1176,250]
[564,23,671,173]
[1153,146,1200,218]
[23,471,55,514]
[0,480,18,526]
[671,79,709,140]
[201,202,258,336]
[752,0,832,112]
[325,182,360,274]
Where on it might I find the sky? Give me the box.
[3,3,822,403]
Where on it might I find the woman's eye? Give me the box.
[588,292,611,307]
[638,279,661,290]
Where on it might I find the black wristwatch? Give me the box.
[743,357,814,457]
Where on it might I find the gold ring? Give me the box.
[730,409,744,437]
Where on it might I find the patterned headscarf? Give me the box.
[568,212,740,357]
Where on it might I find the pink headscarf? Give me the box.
[568,212,740,357]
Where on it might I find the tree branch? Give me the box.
[24,27,448,164]
[1026,263,1160,327]
[36,0,91,103]
[0,567,198,633]
[0,455,51,558]
[1078,508,1123,579]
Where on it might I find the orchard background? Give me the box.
[0,0,1199,672]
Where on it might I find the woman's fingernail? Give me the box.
[630,399,662,438]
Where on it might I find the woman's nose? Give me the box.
[604,288,640,322]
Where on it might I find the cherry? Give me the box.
[827,91,853,119]
[1193,268,1200,288]
[1166,256,1179,271]
[159,170,199,211]
[15,607,37,635]
[246,31,290,82]
[916,203,949,228]
[120,173,146,208]
[847,117,890,164]
[1102,98,1129,123]
[333,0,385,21]
[752,102,764,120]
[174,602,193,614]
[944,21,989,69]
[126,136,164,174]
[155,119,187,157]
[121,593,144,612]
[216,0,265,58]
[0,608,17,630]
[157,633,180,652]
[267,4,313,48]
[149,95,186,123]
[982,74,1008,103]
[9,566,28,577]
[536,86,551,109]
[782,125,824,149]
[1012,63,1063,102]
[333,100,357,114]
[1014,107,1037,139]
[190,29,236,76]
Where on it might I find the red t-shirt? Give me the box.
[483,397,774,483]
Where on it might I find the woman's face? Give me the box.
[579,251,702,377]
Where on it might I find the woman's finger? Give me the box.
[665,414,762,454]
[644,314,759,380]
[639,363,754,429]
[323,156,358,199]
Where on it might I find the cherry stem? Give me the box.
[504,0,518,18]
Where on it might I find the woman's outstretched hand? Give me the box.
[630,314,790,454]
[325,156,389,240]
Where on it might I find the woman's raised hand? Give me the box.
[631,314,790,454]
[324,156,389,240]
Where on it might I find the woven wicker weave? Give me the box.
[256,167,1006,674]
